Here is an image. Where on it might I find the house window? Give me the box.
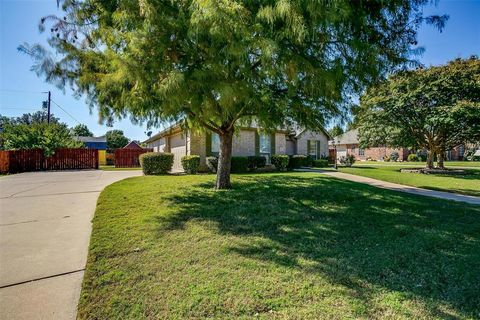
[359,148,365,156]
[259,133,270,154]
[308,140,317,159]
[259,133,271,162]
[351,146,355,154]
[211,133,220,154]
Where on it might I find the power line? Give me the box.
[51,99,82,124]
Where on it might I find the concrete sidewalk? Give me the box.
[0,170,142,320]
[299,169,480,205]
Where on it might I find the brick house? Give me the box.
[144,123,330,171]
[446,145,466,161]
[329,129,411,161]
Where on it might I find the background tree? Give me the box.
[71,124,93,136]
[328,125,344,138]
[1,112,61,149]
[106,130,129,153]
[1,121,82,156]
[344,104,362,131]
[1,111,59,125]
[357,57,480,169]
[20,0,446,188]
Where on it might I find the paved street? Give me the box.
[0,170,142,320]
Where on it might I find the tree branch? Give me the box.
[186,111,222,134]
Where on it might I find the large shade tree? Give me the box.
[20,0,446,188]
[357,57,480,169]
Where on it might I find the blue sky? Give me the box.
[1,0,479,140]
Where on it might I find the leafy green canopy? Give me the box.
[328,124,344,138]
[358,57,480,152]
[20,0,446,133]
[106,129,129,152]
[71,123,94,136]
[1,122,83,156]
[1,111,59,126]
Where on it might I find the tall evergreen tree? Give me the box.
[20,0,446,188]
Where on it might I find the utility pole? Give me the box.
[42,91,52,123]
[47,91,51,124]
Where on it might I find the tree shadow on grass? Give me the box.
[156,174,480,318]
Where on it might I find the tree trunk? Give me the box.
[426,149,435,169]
[216,128,234,189]
[437,150,445,170]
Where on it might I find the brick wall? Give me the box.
[232,130,256,156]
[296,130,329,157]
[275,133,287,154]
[340,143,411,161]
[189,131,208,171]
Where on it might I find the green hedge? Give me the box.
[247,156,266,170]
[207,156,249,173]
[288,155,308,169]
[231,156,248,173]
[313,159,329,168]
[139,152,174,175]
[305,155,314,167]
[271,154,289,171]
[181,155,200,174]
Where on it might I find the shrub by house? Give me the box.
[139,152,174,175]
[181,155,200,174]
[271,155,289,171]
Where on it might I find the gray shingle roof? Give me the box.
[330,129,359,145]
[74,135,107,143]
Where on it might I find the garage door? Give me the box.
[169,133,187,172]
[336,147,347,160]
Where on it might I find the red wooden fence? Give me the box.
[45,148,98,170]
[0,151,7,173]
[114,148,152,168]
[0,148,98,174]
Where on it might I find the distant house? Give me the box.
[144,123,330,172]
[446,144,480,161]
[123,141,143,149]
[329,129,411,161]
[75,136,107,165]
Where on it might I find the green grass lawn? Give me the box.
[338,165,480,197]
[353,161,480,168]
[99,165,143,171]
[79,173,480,319]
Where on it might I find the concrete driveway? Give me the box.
[0,170,142,319]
